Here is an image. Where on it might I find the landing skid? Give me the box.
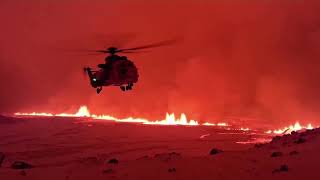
[96,87,102,94]
[120,83,133,91]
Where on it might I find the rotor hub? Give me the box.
[107,47,118,54]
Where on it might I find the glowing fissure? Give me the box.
[14,106,316,133]
[14,106,226,126]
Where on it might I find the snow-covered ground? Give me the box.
[0,116,317,180]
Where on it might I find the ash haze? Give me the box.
[1,0,320,127]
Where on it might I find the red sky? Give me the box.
[1,0,320,127]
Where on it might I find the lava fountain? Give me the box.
[266,122,314,134]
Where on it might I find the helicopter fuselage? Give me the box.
[85,58,139,93]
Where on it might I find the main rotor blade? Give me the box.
[77,49,109,53]
[119,50,150,54]
[62,48,109,53]
[95,50,109,53]
[118,39,179,51]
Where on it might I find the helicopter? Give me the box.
[82,40,176,94]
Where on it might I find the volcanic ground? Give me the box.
[0,116,319,180]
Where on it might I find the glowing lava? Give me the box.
[266,122,314,134]
[14,112,53,116]
[14,106,227,126]
[14,106,316,133]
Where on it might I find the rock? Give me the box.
[11,161,33,169]
[168,168,176,173]
[271,151,283,157]
[289,150,299,156]
[154,152,182,161]
[108,158,118,164]
[279,164,289,172]
[294,137,306,144]
[102,168,115,174]
[209,148,223,155]
[272,164,289,173]
[0,152,5,166]
[291,131,298,135]
[154,152,181,157]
